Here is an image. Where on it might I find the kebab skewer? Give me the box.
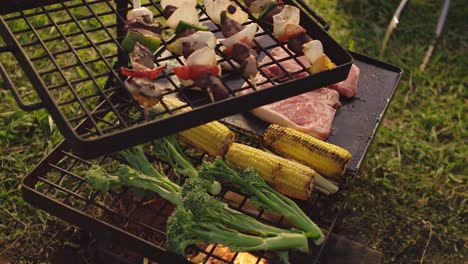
[120,1,168,116]
[160,0,231,101]
[202,0,259,79]
[244,1,335,74]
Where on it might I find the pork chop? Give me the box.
[327,64,360,98]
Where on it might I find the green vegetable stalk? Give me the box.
[152,136,198,178]
[199,159,325,245]
[117,145,158,177]
[152,136,221,195]
[85,164,182,206]
[167,177,309,255]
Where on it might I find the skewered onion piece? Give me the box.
[220,23,258,50]
[303,40,324,65]
[186,47,217,67]
[166,3,200,29]
[204,0,248,25]
[128,7,153,22]
[161,0,197,9]
[167,31,217,56]
[272,5,300,38]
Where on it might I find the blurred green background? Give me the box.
[0,0,466,263]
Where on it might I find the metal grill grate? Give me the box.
[0,0,352,158]
[23,139,347,264]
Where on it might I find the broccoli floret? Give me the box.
[166,177,309,256]
[85,165,121,191]
[85,164,182,206]
[199,159,325,244]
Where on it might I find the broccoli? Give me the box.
[152,136,221,195]
[152,136,198,178]
[167,177,309,256]
[85,164,182,206]
[199,159,325,245]
[116,145,159,177]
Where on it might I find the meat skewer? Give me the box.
[202,0,259,79]
[219,12,259,79]
[245,1,360,98]
[159,1,230,101]
[120,2,169,118]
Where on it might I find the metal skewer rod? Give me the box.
[380,0,410,58]
[419,0,450,72]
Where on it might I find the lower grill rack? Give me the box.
[22,140,351,264]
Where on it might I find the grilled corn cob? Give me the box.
[225,143,338,200]
[264,124,352,178]
[152,97,234,157]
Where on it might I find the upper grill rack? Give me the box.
[0,0,352,158]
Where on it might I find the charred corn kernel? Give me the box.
[225,143,315,200]
[153,97,234,157]
[178,122,234,157]
[264,124,352,179]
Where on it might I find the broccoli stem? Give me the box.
[199,159,325,244]
[222,207,298,237]
[85,164,182,206]
[194,226,308,253]
[152,136,198,178]
[124,173,182,205]
[117,145,159,177]
[152,137,221,195]
[168,207,309,257]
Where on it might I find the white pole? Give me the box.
[133,0,141,9]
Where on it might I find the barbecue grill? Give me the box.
[0,0,403,263]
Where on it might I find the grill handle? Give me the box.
[293,0,330,31]
[0,46,45,111]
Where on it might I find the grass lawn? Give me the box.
[0,0,466,263]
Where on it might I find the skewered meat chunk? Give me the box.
[231,42,257,63]
[125,78,164,108]
[221,14,244,37]
[260,3,284,24]
[287,32,312,55]
[162,5,177,19]
[182,40,209,58]
[126,20,162,35]
[193,73,230,101]
[131,42,155,70]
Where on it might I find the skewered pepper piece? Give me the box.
[120,64,166,80]
[225,143,338,200]
[121,30,162,53]
[153,98,235,157]
[264,125,352,178]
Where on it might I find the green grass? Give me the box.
[0,0,466,263]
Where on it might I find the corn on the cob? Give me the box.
[178,122,234,157]
[152,97,234,157]
[225,143,338,200]
[263,124,352,179]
